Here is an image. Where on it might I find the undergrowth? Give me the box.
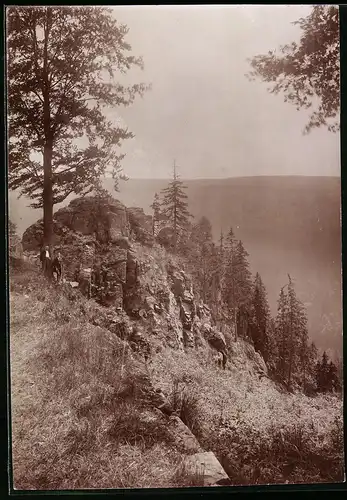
[9,263,345,489]
[149,347,345,485]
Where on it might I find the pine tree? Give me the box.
[250,272,271,361]
[275,286,290,382]
[223,237,252,339]
[327,360,341,392]
[189,216,213,301]
[266,317,278,374]
[211,230,226,328]
[160,160,192,252]
[316,351,330,392]
[209,243,222,309]
[222,227,236,310]
[275,276,309,390]
[286,275,308,390]
[316,352,341,393]
[233,241,253,339]
[150,192,161,235]
[298,323,310,392]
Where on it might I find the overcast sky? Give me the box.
[107,5,340,180]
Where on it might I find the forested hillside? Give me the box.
[9,175,342,354]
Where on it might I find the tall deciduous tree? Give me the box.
[8,6,149,246]
[247,5,339,134]
[160,160,192,252]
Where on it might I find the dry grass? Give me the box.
[148,346,344,485]
[9,266,189,490]
[9,262,345,489]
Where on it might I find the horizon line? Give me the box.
[111,174,341,181]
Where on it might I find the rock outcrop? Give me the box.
[21,196,155,309]
[182,451,231,486]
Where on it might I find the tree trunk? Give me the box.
[43,140,53,248]
[173,208,177,252]
[42,8,53,249]
[288,312,293,390]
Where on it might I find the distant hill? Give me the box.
[8,175,342,355]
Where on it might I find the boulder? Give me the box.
[182,451,230,486]
[55,196,129,242]
[22,219,69,251]
[168,416,203,453]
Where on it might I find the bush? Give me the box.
[168,378,201,435]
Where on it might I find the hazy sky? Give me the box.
[106,5,340,180]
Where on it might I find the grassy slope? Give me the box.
[10,265,191,490]
[10,256,344,489]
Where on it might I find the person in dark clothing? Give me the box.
[39,246,46,271]
[52,252,63,283]
[41,245,52,279]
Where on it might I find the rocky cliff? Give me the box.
[18,195,278,486]
[22,195,268,375]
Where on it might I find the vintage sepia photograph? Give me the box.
[7,4,344,490]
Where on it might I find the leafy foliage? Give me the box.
[247,6,339,134]
[7,7,149,213]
